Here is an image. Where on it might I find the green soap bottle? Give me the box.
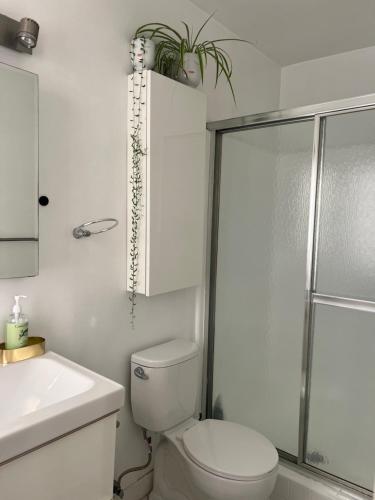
[5,295,28,349]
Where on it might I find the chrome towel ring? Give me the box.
[72,218,119,239]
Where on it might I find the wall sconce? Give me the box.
[0,13,39,54]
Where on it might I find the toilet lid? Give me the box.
[182,419,278,481]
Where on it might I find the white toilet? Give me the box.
[131,339,279,500]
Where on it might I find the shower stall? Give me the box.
[206,95,375,495]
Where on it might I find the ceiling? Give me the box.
[190,0,375,65]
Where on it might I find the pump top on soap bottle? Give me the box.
[5,295,29,349]
[12,295,27,320]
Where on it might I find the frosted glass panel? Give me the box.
[212,120,314,455]
[317,110,375,300]
[306,305,375,489]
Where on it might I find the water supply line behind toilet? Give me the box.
[113,428,152,499]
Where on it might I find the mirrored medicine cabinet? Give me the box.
[0,62,38,278]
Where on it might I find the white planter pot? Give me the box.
[178,52,201,88]
[131,38,155,70]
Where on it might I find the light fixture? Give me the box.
[15,17,39,49]
[0,13,39,54]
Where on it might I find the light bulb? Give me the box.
[16,18,39,49]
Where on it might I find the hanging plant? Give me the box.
[134,13,251,100]
[128,38,147,328]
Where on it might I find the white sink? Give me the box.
[0,351,125,465]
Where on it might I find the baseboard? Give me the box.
[122,469,153,500]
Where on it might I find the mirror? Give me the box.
[0,62,38,278]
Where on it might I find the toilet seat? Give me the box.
[182,419,278,481]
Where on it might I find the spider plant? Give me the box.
[134,13,250,101]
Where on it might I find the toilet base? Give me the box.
[149,494,163,500]
[150,439,201,500]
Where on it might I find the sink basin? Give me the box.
[0,351,124,465]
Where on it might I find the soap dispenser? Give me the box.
[5,295,28,349]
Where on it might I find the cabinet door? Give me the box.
[127,71,207,296]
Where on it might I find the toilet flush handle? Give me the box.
[134,366,149,380]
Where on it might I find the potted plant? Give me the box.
[134,13,250,99]
[130,36,155,70]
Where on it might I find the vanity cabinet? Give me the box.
[0,414,117,500]
[127,70,207,296]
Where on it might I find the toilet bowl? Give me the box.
[131,339,279,500]
[150,418,278,500]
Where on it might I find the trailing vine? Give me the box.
[129,38,147,328]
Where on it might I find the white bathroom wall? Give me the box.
[280,45,375,108]
[0,0,281,489]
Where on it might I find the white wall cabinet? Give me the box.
[127,70,207,296]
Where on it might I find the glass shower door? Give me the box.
[305,109,375,490]
[210,102,375,493]
[212,120,314,456]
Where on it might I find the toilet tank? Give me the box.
[131,339,199,432]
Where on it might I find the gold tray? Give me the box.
[0,337,45,364]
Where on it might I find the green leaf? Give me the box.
[202,37,252,45]
[196,47,205,83]
[192,11,216,48]
[135,22,184,42]
[215,46,233,76]
[179,39,187,69]
[206,50,236,102]
[208,42,220,86]
[137,28,178,46]
[181,22,192,49]
[205,45,232,77]
[145,30,180,46]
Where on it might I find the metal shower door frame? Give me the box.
[206,93,375,497]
